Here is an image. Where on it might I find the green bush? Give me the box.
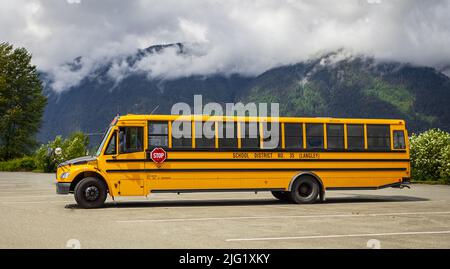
[35,132,89,173]
[410,129,450,183]
[0,156,36,172]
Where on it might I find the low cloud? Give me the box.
[1,0,450,92]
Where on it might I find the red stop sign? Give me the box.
[150,148,167,163]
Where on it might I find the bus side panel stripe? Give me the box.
[105,168,407,173]
[106,159,410,163]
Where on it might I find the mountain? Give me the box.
[239,52,450,133]
[38,45,450,147]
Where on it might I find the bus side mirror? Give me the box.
[54,147,63,156]
[46,147,53,157]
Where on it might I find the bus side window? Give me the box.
[327,124,344,150]
[241,122,259,149]
[104,132,117,155]
[284,123,303,149]
[171,121,192,149]
[347,124,365,150]
[195,121,215,149]
[148,121,168,148]
[393,130,406,150]
[119,127,144,153]
[306,124,324,149]
[367,125,390,150]
[218,121,238,149]
[262,122,281,149]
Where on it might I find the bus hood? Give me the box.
[58,156,97,168]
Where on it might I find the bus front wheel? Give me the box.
[271,191,291,202]
[74,177,107,209]
[289,176,320,204]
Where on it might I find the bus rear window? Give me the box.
[393,130,406,149]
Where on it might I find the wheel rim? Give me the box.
[298,182,313,198]
[84,185,100,201]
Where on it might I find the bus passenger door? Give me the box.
[104,125,146,196]
[144,121,172,192]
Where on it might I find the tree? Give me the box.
[0,42,47,160]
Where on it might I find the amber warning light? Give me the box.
[110,116,119,126]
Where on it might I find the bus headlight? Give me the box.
[60,172,70,179]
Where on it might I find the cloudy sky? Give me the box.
[1,0,450,92]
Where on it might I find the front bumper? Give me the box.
[56,182,71,194]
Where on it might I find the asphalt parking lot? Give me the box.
[1,172,450,249]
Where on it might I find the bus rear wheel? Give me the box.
[271,191,291,202]
[74,177,107,209]
[289,176,320,204]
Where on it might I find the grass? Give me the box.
[411,180,449,185]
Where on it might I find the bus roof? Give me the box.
[116,114,406,125]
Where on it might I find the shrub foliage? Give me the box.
[410,129,450,183]
[0,156,36,172]
[34,132,89,172]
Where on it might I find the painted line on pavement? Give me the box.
[116,211,450,223]
[226,230,450,242]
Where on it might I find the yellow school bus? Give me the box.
[56,114,410,208]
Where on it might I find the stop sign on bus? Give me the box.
[151,148,167,163]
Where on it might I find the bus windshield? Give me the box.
[95,127,112,157]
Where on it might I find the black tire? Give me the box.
[289,176,320,204]
[74,177,107,209]
[271,191,291,202]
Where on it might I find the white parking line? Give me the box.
[267,200,450,209]
[1,200,69,204]
[226,231,450,242]
[0,195,67,200]
[116,211,450,223]
[0,190,52,194]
